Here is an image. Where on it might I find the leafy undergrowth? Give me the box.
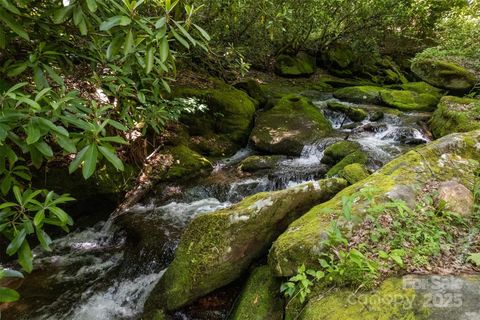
[282,176,480,305]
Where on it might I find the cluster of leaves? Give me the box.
[281,187,471,305]
[413,0,480,73]
[0,0,209,302]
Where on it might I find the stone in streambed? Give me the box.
[143,178,348,312]
[238,155,286,173]
[250,94,332,156]
[339,163,370,184]
[229,265,284,320]
[269,130,480,277]
[380,89,439,112]
[326,101,368,122]
[321,141,363,165]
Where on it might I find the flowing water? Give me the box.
[2,93,432,320]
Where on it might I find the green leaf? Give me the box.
[145,46,154,74]
[99,16,131,31]
[0,8,29,40]
[468,253,480,267]
[193,23,211,41]
[36,228,52,251]
[106,35,123,60]
[68,145,89,174]
[25,123,41,145]
[174,21,196,46]
[106,120,128,131]
[6,228,26,256]
[38,118,69,136]
[18,241,33,272]
[85,0,97,12]
[0,269,23,279]
[34,141,54,157]
[98,146,124,171]
[99,136,128,145]
[43,64,64,86]
[33,209,45,227]
[49,206,70,225]
[123,29,134,56]
[0,0,20,15]
[0,287,20,302]
[33,66,49,90]
[171,29,189,49]
[82,144,98,179]
[52,6,73,24]
[56,134,77,154]
[159,36,169,62]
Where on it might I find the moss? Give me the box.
[239,155,285,172]
[430,96,480,138]
[333,86,383,104]
[175,83,256,145]
[143,178,348,312]
[250,94,332,156]
[339,163,370,184]
[275,53,315,78]
[234,79,267,108]
[165,145,213,180]
[300,278,427,320]
[411,59,477,92]
[380,89,440,112]
[326,46,354,69]
[321,141,362,165]
[269,130,480,276]
[230,265,284,320]
[326,150,368,177]
[398,82,444,97]
[327,101,368,122]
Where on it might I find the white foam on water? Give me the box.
[66,270,165,320]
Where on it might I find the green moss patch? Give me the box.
[275,54,315,78]
[380,89,440,112]
[430,96,480,138]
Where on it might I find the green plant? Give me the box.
[0,268,24,302]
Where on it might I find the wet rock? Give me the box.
[234,79,268,108]
[411,58,477,93]
[381,127,424,144]
[354,122,388,133]
[229,265,284,320]
[250,94,332,156]
[238,155,285,173]
[339,163,370,184]
[380,89,440,112]
[275,53,315,78]
[333,86,383,104]
[326,151,368,178]
[430,96,480,138]
[175,82,256,154]
[162,145,213,181]
[404,138,427,145]
[437,180,474,216]
[143,178,348,312]
[326,101,368,122]
[300,275,480,320]
[369,111,384,122]
[269,130,480,276]
[321,141,363,165]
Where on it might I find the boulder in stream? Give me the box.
[238,155,286,173]
[411,58,477,93]
[250,94,332,156]
[326,101,368,122]
[380,89,440,112]
[339,163,370,184]
[269,130,480,277]
[143,177,348,312]
[430,96,480,138]
[229,265,284,320]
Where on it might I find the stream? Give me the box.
[3,93,432,320]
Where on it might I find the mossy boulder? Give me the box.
[250,95,332,156]
[144,178,348,312]
[333,86,383,104]
[398,82,444,97]
[163,145,213,181]
[175,83,256,150]
[430,96,480,138]
[380,89,440,112]
[234,79,268,108]
[321,141,363,165]
[229,265,284,320]
[269,130,480,276]
[300,275,480,320]
[339,163,370,184]
[326,150,368,177]
[327,101,368,122]
[411,59,477,93]
[275,54,315,78]
[238,155,285,172]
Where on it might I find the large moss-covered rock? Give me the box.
[333,86,383,104]
[250,95,332,156]
[411,59,477,93]
[300,275,480,320]
[234,79,268,108]
[380,89,440,112]
[144,178,348,312]
[275,54,315,78]
[326,150,368,177]
[339,163,370,184]
[229,265,284,320]
[176,83,256,148]
[321,141,363,165]
[238,155,285,173]
[398,82,444,97]
[430,96,480,138]
[164,145,213,180]
[326,101,368,122]
[269,130,480,276]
